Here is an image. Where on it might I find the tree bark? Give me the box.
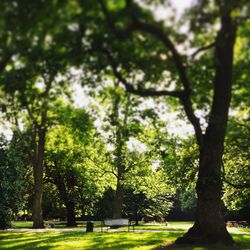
[111,87,128,219]
[31,80,52,229]
[32,128,45,228]
[32,180,44,228]
[113,179,124,219]
[175,146,234,244]
[66,201,77,227]
[53,168,77,227]
[176,11,236,245]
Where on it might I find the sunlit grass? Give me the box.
[0,231,249,250]
[11,221,33,228]
[229,227,250,233]
[1,222,250,249]
[133,221,193,231]
[0,232,174,250]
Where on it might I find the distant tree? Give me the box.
[45,104,111,226]
[0,135,25,229]
[0,0,78,228]
[95,84,144,219]
[124,167,174,224]
[223,117,250,221]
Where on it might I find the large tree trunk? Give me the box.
[176,145,234,244]
[113,179,124,219]
[176,12,236,245]
[32,129,45,228]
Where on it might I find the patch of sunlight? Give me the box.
[228,227,250,235]
[50,239,93,249]
[167,221,194,230]
[129,245,158,250]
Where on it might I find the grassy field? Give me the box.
[10,221,192,230]
[0,221,249,249]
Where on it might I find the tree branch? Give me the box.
[223,177,250,189]
[98,1,204,146]
[101,169,118,178]
[132,20,191,93]
[101,47,204,146]
[98,0,189,92]
[84,151,118,178]
[191,42,216,58]
[101,47,184,98]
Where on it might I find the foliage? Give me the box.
[0,136,25,229]
[223,116,250,220]
[45,104,113,219]
[0,0,249,241]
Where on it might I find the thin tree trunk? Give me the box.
[31,80,52,229]
[111,89,129,219]
[134,213,139,226]
[32,180,44,228]
[113,179,124,219]
[32,129,45,228]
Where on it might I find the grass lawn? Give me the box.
[1,222,249,250]
[135,221,193,231]
[10,221,193,231]
[11,221,33,228]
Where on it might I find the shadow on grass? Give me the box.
[0,233,50,250]
[156,242,250,250]
[0,231,249,250]
[0,232,177,250]
[153,233,250,250]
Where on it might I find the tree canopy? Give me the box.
[0,0,249,247]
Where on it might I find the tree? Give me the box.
[0,135,25,229]
[45,104,110,226]
[3,70,68,228]
[0,0,79,228]
[77,0,250,245]
[221,19,250,222]
[0,0,248,245]
[124,166,174,224]
[91,82,145,219]
[45,125,82,227]
[161,137,198,221]
[223,117,250,221]
[108,86,130,219]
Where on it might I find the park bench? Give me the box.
[45,220,61,228]
[101,218,135,232]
